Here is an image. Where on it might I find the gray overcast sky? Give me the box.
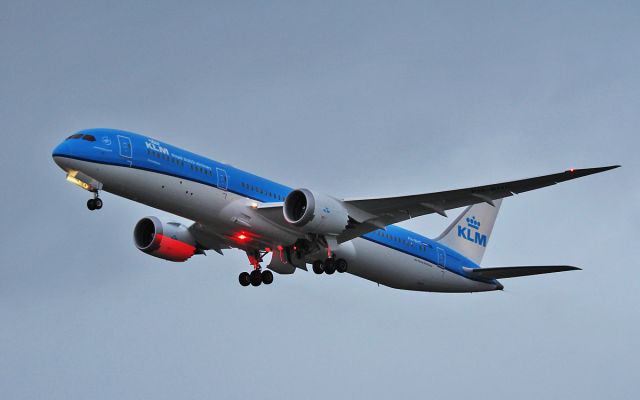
[1,1,638,399]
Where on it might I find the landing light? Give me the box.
[66,172,91,190]
[250,202,258,208]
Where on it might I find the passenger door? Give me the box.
[216,168,228,190]
[117,135,133,166]
[436,247,446,269]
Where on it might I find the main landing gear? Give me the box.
[238,269,273,287]
[86,192,103,211]
[312,258,348,275]
[239,250,273,287]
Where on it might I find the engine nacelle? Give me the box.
[283,189,349,235]
[133,216,198,262]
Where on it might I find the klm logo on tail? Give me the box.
[457,216,487,247]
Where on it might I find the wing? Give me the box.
[463,265,581,279]
[336,165,619,243]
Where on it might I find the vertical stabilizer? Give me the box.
[434,199,502,264]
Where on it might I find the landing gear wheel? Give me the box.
[239,272,250,287]
[261,270,274,285]
[94,198,103,209]
[335,258,348,273]
[323,258,336,275]
[250,269,262,286]
[87,199,96,210]
[312,260,324,274]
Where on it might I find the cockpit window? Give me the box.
[82,135,96,142]
[66,134,83,140]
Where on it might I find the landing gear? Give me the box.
[262,270,274,285]
[86,192,103,211]
[239,250,274,287]
[239,272,251,286]
[239,269,274,287]
[250,269,262,286]
[335,258,348,273]
[312,260,324,274]
[323,258,336,275]
[313,258,347,275]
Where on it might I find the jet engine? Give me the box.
[133,216,199,262]
[283,189,349,235]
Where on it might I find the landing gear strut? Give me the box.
[239,250,274,287]
[86,191,103,211]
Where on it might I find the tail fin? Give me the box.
[434,199,502,264]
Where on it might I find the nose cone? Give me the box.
[52,140,74,169]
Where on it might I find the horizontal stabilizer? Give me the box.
[464,265,581,279]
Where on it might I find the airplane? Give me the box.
[52,129,618,293]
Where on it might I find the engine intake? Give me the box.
[133,216,198,262]
[283,189,349,235]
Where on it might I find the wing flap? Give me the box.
[463,265,581,279]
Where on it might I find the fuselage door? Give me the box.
[436,247,446,269]
[216,168,228,190]
[117,135,133,166]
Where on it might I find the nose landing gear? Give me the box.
[86,192,103,210]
